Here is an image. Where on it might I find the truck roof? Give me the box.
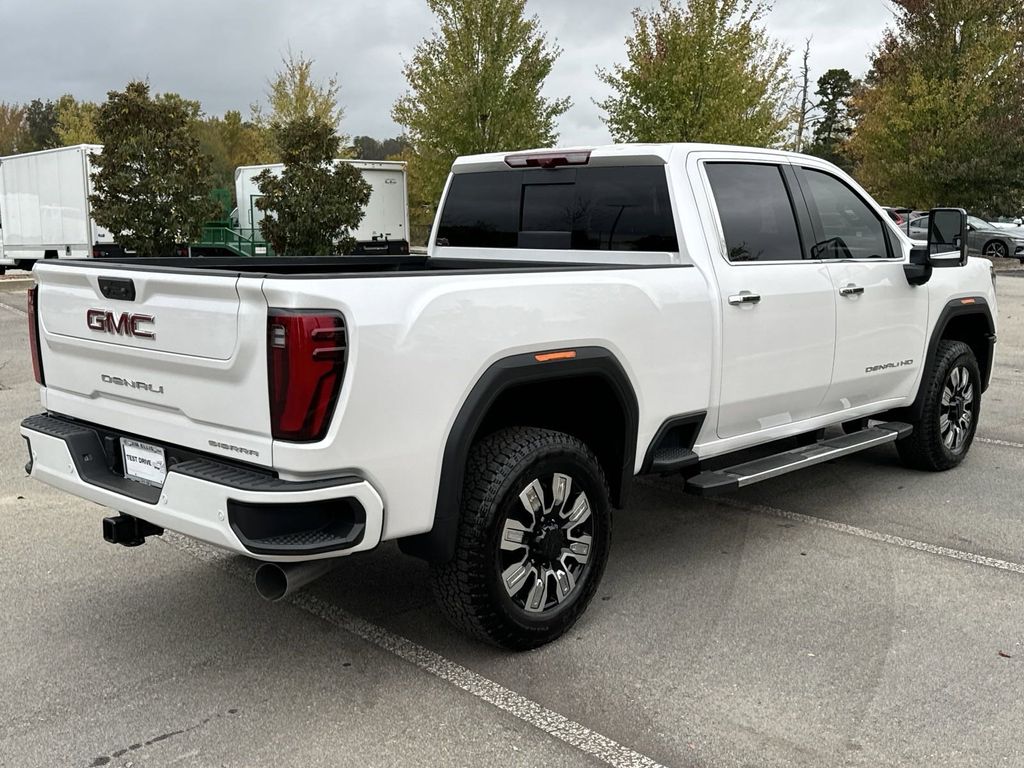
[451,143,808,173]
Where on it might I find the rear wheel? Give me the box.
[896,340,980,471]
[430,427,611,650]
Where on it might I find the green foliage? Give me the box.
[55,95,100,145]
[351,135,409,161]
[89,81,217,257]
[23,98,60,150]
[264,49,343,131]
[198,110,275,190]
[0,102,27,155]
[597,0,792,146]
[393,0,571,211]
[56,96,98,145]
[804,68,857,170]
[849,0,1024,215]
[254,115,372,255]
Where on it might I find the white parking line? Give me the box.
[0,300,27,317]
[977,436,1024,450]
[710,496,1024,576]
[163,533,668,768]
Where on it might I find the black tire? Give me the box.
[982,240,1008,259]
[896,340,981,471]
[430,427,611,650]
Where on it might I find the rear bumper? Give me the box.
[21,414,384,562]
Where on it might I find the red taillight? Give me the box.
[267,310,347,442]
[504,150,591,168]
[27,285,44,386]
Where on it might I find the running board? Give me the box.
[685,422,913,497]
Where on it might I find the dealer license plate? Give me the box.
[121,438,167,487]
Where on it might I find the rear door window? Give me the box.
[436,166,678,251]
[705,162,804,262]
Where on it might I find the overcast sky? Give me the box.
[0,0,896,146]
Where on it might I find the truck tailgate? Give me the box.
[34,263,274,466]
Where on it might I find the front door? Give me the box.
[794,167,928,410]
[704,161,838,439]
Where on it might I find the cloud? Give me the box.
[0,0,894,146]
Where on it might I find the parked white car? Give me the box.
[21,143,997,648]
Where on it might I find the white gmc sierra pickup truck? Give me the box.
[21,143,997,649]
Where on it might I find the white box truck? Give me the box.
[234,159,410,254]
[0,145,120,273]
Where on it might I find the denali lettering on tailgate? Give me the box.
[101,374,164,394]
[87,309,155,339]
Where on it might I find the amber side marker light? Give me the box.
[534,350,577,363]
[960,298,977,305]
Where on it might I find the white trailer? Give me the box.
[0,145,118,272]
[234,159,410,254]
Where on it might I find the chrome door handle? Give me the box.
[728,291,761,305]
[839,284,865,296]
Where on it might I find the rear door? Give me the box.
[34,263,274,466]
[702,160,838,439]
[793,165,928,410]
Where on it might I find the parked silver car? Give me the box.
[908,214,1024,262]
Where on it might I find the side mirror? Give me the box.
[927,208,968,266]
[905,246,932,286]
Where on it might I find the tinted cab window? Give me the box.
[705,163,803,262]
[800,169,890,259]
[437,166,678,252]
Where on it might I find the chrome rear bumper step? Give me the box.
[686,422,913,497]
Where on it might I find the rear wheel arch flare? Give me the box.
[398,347,639,563]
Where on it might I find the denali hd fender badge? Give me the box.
[87,309,155,339]
[208,440,260,458]
[865,359,914,374]
[101,374,164,394]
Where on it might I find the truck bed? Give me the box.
[47,255,648,277]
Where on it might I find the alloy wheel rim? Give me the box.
[940,365,974,453]
[498,472,594,614]
[985,242,1007,258]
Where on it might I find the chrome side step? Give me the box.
[685,422,913,497]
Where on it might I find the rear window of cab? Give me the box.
[436,166,679,252]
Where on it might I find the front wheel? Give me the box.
[430,427,611,650]
[983,240,1009,259]
[896,340,981,471]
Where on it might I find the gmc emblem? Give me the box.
[86,309,155,339]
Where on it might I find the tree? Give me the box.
[89,81,216,256]
[254,115,371,255]
[804,68,856,170]
[264,49,342,131]
[0,103,27,155]
[55,95,100,145]
[23,99,59,150]
[351,135,409,160]
[597,0,792,146]
[791,38,814,152]
[198,110,275,189]
[393,0,571,210]
[848,0,1024,215]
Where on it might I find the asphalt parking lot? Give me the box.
[1,271,1022,768]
